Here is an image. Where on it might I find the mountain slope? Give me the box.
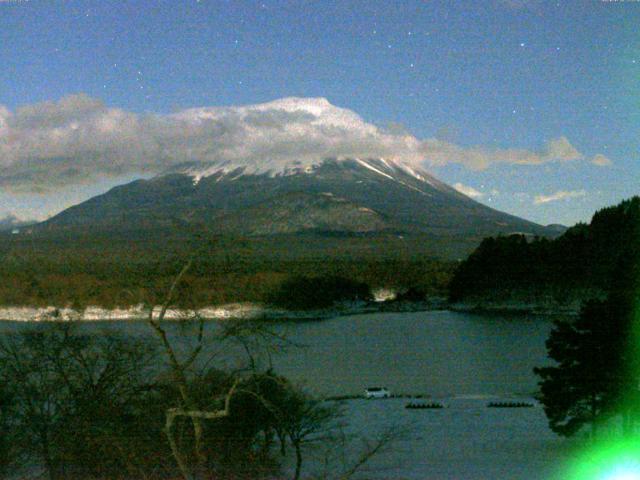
[39,157,550,241]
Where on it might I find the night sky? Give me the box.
[1,0,638,226]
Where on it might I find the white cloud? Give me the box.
[420,136,585,171]
[453,182,485,198]
[534,190,587,204]
[591,154,613,167]
[0,94,610,192]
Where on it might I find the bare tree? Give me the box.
[0,323,159,480]
[282,393,342,480]
[309,423,408,480]
[146,259,287,480]
[0,378,20,480]
[147,257,406,480]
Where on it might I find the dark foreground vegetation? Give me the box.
[533,198,640,439]
[450,196,640,306]
[534,268,640,438]
[0,318,400,480]
[0,230,454,309]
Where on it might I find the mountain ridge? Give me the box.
[38,157,555,244]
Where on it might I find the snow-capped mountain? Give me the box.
[39,156,551,242]
[180,156,431,188]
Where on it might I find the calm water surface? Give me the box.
[1,310,575,479]
[0,310,556,397]
[270,310,554,396]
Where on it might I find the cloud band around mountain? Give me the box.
[534,190,587,204]
[0,94,611,192]
[453,182,484,198]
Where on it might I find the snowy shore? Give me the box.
[0,296,581,322]
[0,299,446,322]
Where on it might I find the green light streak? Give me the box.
[558,277,640,480]
[563,439,640,480]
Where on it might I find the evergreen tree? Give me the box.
[534,230,640,437]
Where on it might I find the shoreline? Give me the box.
[0,297,579,322]
[449,301,580,316]
[0,299,448,322]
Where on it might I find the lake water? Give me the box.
[268,310,555,397]
[0,310,556,397]
[310,397,579,480]
[2,310,580,479]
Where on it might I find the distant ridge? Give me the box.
[0,215,35,232]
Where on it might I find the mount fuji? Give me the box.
[38,156,554,246]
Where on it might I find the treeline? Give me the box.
[533,211,640,439]
[0,231,454,308]
[449,196,640,304]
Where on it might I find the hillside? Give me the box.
[449,196,640,309]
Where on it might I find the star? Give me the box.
[520,42,526,47]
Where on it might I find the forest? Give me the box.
[448,197,640,305]
[0,230,454,310]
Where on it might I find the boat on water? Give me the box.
[405,402,445,410]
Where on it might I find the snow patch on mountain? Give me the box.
[178,156,444,197]
[354,158,395,180]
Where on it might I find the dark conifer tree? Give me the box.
[534,217,640,438]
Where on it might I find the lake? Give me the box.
[0,309,557,397]
[267,310,556,397]
[2,310,581,479]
